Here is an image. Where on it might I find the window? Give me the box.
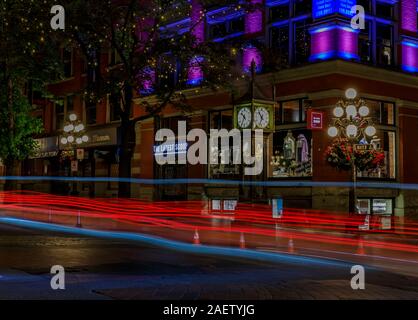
[109,93,121,122]
[270,129,312,178]
[209,16,245,39]
[158,54,179,88]
[275,99,306,125]
[376,2,394,19]
[293,20,311,65]
[358,21,372,63]
[62,48,73,78]
[294,0,311,16]
[208,109,240,178]
[364,100,394,125]
[356,0,371,14]
[86,99,96,125]
[271,26,289,66]
[55,99,65,131]
[110,49,122,66]
[270,3,289,22]
[66,95,74,113]
[376,23,393,66]
[357,198,393,215]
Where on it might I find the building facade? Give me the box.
[24,0,418,218]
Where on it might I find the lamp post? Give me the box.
[60,113,89,195]
[327,88,376,213]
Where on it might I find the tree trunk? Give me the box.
[118,84,134,198]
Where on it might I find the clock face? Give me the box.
[237,107,252,128]
[254,107,270,128]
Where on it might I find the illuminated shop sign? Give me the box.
[153,142,188,156]
[307,110,324,130]
[313,0,356,18]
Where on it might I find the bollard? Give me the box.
[193,228,200,245]
[76,210,82,228]
[239,232,246,249]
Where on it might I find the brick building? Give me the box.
[24,0,418,218]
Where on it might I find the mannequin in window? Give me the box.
[283,130,295,159]
[296,134,309,163]
[371,135,381,150]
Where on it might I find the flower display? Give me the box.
[325,138,384,171]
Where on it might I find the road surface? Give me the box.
[1,222,418,299]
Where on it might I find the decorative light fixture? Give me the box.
[60,113,88,147]
[346,124,358,138]
[327,89,375,141]
[358,105,370,117]
[333,106,344,118]
[345,88,357,99]
[365,125,376,137]
[327,126,338,137]
[346,104,357,118]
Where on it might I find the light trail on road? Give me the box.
[0,190,417,275]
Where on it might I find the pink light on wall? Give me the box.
[245,0,263,35]
[243,46,262,72]
[400,0,417,33]
[401,41,418,72]
[310,25,358,60]
[188,0,205,85]
[191,0,204,43]
[337,28,358,57]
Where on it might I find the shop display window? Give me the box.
[270,129,312,177]
[209,109,240,178]
[356,130,395,179]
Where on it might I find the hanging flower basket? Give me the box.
[325,138,385,171]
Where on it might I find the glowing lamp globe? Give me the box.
[358,105,369,117]
[346,104,357,118]
[76,138,82,144]
[346,124,358,138]
[365,126,376,137]
[61,137,68,145]
[328,126,338,137]
[69,113,77,121]
[345,88,357,99]
[333,106,344,118]
[82,135,89,142]
[67,135,74,143]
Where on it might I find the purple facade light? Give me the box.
[400,0,417,33]
[245,0,264,35]
[310,24,359,61]
[243,45,263,73]
[401,38,418,72]
[187,0,205,85]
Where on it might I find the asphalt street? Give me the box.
[1,222,418,299]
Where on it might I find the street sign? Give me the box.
[354,144,373,151]
[307,110,324,130]
[71,160,78,172]
[76,148,85,160]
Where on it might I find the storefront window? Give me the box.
[209,109,240,178]
[364,100,394,125]
[275,99,306,125]
[356,198,393,215]
[357,130,396,179]
[270,129,312,178]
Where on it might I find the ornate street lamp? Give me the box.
[60,113,89,195]
[327,88,376,213]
